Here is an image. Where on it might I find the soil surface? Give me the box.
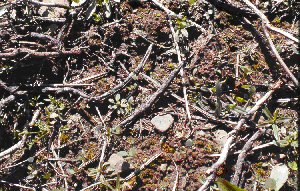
[0,0,298,190]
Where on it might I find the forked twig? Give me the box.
[231,128,265,186]
[197,80,282,191]
[241,0,298,43]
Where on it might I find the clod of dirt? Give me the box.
[105,153,133,174]
[151,114,174,133]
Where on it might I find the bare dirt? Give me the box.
[0,0,298,190]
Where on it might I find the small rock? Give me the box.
[185,139,194,147]
[107,154,132,174]
[160,163,168,171]
[151,114,174,132]
[214,130,228,148]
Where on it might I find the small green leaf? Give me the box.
[291,140,298,147]
[288,161,297,171]
[216,178,246,191]
[189,0,196,6]
[227,104,236,110]
[120,99,128,108]
[211,87,216,93]
[240,66,253,75]
[278,139,289,147]
[262,107,273,120]
[43,172,52,180]
[128,97,134,104]
[235,96,246,103]
[72,0,80,3]
[272,110,279,121]
[241,84,251,89]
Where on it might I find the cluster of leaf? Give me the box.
[259,107,298,149]
[108,94,133,115]
[27,95,68,148]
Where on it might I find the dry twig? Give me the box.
[231,128,266,186]
[0,109,40,160]
[197,80,282,191]
[168,17,192,123]
[0,48,81,58]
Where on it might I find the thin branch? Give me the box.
[26,32,61,46]
[0,109,40,160]
[117,54,186,128]
[33,16,66,23]
[168,17,191,123]
[0,180,36,191]
[240,0,298,43]
[123,152,163,182]
[205,0,257,18]
[90,44,153,101]
[71,72,108,84]
[260,21,298,86]
[42,44,153,101]
[0,48,81,58]
[231,128,265,186]
[50,145,69,190]
[25,0,71,9]
[172,158,179,191]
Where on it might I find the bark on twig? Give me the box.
[206,0,257,18]
[0,109,40,160]
[231,128,266,186]
[168,17,191,123]
[90,44,153,101]
[25,0,71,9]
[0,48,81,58]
